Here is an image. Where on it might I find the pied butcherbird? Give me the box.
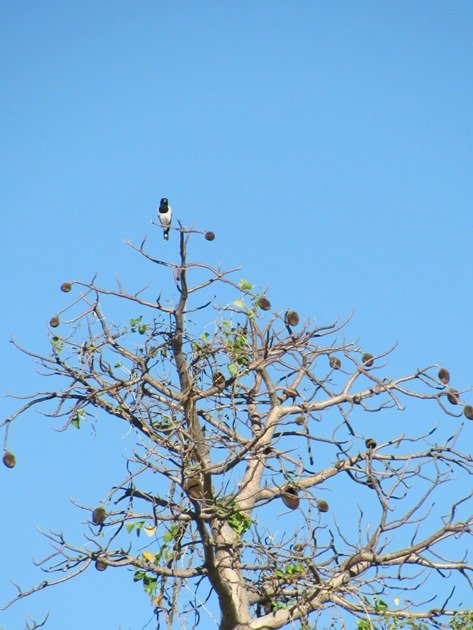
[158,197,172,240]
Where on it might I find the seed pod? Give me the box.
[92,506,106,525]
[282,387,298,400]
[284,310,300,327]
[95,559,107,571]
[257,296,271,311]
[317,499,329,513]
[61,282,72,293]
[329,355,341,369]
[446,389,459,405]
[212,372,225,389]
[365,438,377,449]
[438,368,450,385]
[185,476,202,500]
[281,485,300,510]
[366,476,376,489]
[2,451,16,468]
[362,353,374,367]
[292,542,306,554]
[352,394,361,404]
[295,415,305,426]
[463,405,473,420]
[49,316,60,328]
[204,231,215,241]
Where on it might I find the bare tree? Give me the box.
[2,222,472,630]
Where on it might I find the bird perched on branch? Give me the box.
[158,197,172,240]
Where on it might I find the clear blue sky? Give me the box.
[1,3,472,628]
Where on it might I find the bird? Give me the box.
[158,198,172,240]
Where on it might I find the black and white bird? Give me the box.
[158,197,172,240]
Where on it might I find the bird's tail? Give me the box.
[163,228,170,240]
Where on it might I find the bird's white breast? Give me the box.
[159,206,172,226]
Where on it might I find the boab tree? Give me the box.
[2,222,472,630]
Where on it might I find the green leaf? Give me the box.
[162,524,181,543]
[374,597,388,612]
[239,279,253,291]
[143,575,157,596]
[127,520,145,536]
[227,363,238,378]
[234,334,246,350]
[227,511,252,535]
[51,336,64,353]
[135,520,145,537]
[233,299,245,309]
[286,563,303,574]
[70,408,85,429]
[130,316,143,332]
[133,569,146,582]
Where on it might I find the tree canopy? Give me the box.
[2,223,472,630]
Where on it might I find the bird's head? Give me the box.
[160,197,168,206]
